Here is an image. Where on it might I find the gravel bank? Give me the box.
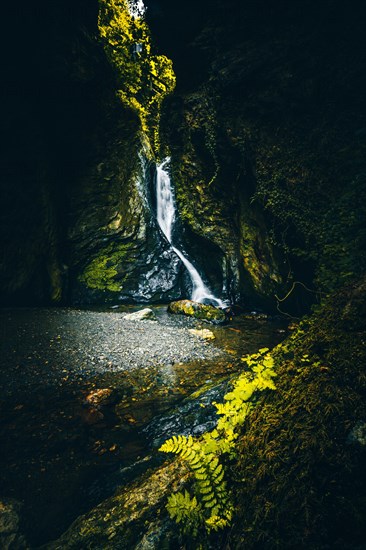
[0,307,226,398]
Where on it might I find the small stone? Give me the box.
[188,328,216,340]
[123,308,156,321]
[85,388,115,408]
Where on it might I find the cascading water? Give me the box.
[156,158,226,308]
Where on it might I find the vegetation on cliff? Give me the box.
[1,0,366,547]
[157,279,366,549]
[79,242,135,292]
[230,277,366,549]
[158,0,366,310]
[98,0,176,153]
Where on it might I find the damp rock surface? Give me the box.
[46,460,187,550]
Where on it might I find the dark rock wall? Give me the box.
[1,0,109,304]
[148,0,366,311]
[1,0,365,310]
[0,0,194,306]
[0,0,182,305]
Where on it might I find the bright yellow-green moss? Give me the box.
[79,243,132,291]
[98,0,176,153]
[167,300,226,322]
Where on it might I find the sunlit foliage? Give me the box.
[98,0,176,153]
[159,348,277,538]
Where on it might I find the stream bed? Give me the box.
[0,305,287,547]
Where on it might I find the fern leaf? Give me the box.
[204,497,218,508]
[189,454,202,466]
[212,468,225,485]
[212,463,223,477]
[199,485,213,495]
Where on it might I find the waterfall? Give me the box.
[156,158,226,308]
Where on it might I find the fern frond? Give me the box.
[159,348,278,537]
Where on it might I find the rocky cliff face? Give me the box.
[1,0,365,311]
[1,0,114,304]
[0,0,184,306]
[148,0,366,311]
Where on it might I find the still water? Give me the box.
[0,305,287,546]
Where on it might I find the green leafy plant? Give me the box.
[159,348,277,536]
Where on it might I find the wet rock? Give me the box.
[0,499,26,549]
[46,461,188,549]
[188,328,215,340]
[168,299,226,323]
[85,388,116,408]
[143,380,230,449]
[347,421,366,446]
[79,407,105,426]
[123,308,156,321]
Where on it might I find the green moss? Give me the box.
[240,214,281,296]
[231,278,366,549]
[79,243,133,291]
[240,123,366,296]
[168,300,226,322]
[98,0,176,154]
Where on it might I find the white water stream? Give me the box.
[156,158,226,308]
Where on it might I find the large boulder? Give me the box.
[167,299,226,323]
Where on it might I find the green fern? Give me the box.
[159,435,232,532]
[166,490,202,536]
[159,348,277,537]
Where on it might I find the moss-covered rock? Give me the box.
[78,242,135,292]
[98,0,176,154]
[65,124,185,305]
[156,0,366,312]
[167,299,226,323]
[161,87,284,309]
[46,461,188,549]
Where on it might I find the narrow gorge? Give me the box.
[0,0,365,549]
